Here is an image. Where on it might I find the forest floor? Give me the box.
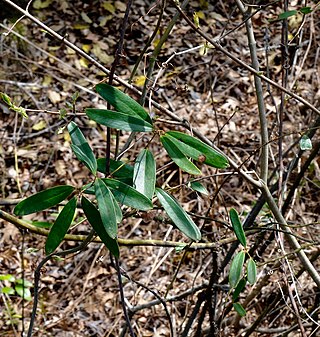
[0,1,319,336]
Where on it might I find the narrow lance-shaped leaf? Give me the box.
[155,187,201,241]
[232,278,246,302]
[68,121,97,174]
[278,10,297,20]
[229,208,246,248]
[95,179,117,239]
[45,196,77,255]
[233,302,246,317]
[189,181,209,195]
[95,83,152,123]
[229,251,245,288]
[97,158,133,184]
[166,131,229,169]
[110,190,123,223]
[247,258,257,285]
[14,185,75,216]
[133,149,156,199]
[81,196,119,258]
[102,178,153,211]
[161,135,201,175]
[86,108,153,132]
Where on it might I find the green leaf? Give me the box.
[45,196,77,254]
[299,135,312,150]
[0,274,15,282]
[189,181,209,195]
[30,221,52,229]
[155,187,201,241]
[229,251,245,288]
[193,12,200,28]
[229,208,246,248]
[15,279,33,287]
[86,108,153,132]
[102,178,153,211]
[0,92,12,105]
[166,131,229,169]
[97,158,133,185]
[68,121,97,174]
[15,284,32,301]
[81,196,119,257]
[133,149,156,199]
[110,189,123,223]
[1,286,15,295]
[1,92,28,118]
[233,302,246,317]
[95,83,152,123]
[299,7,312,14]
[247,258,257,285]
[161,135,201,175]
[232,278,246,302]
[95,179,118,239]
[14,185,75,216]
[278,10,297,20]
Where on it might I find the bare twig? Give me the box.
[235,0,269,183]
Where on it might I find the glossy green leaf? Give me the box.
[299,7,312,14]
[229,208,247,248]
[86,108,153,132]
[15,284,32,301]
[189,181,209,195]
[95,83,152,123]
[161,135,201,175]
[247,258,257,285]
[229,251,245,288]
[97,158,133,185]
[102,178,153,211]
[278,10,297,20]
[232,278,246,301]
[166,131,229,169]
[299,135,312,150]
[155,187,201,241]
[95,179,117,239]
[14,185,75,216]
[110,189,123,223]
[133,149,156,199]
[45,197,77,255]
[233,302,246,317]
[30,221,52,229]
[68,121,97,174]
[81,196,119,257]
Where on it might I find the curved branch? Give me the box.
[0,208,227,249]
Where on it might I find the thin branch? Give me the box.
[169,0,320,117]
[235,0,269,183]
[27,230,95,337]
[261,182,320,288]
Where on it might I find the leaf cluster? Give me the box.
[13,84,229,258]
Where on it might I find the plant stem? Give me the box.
[140,0,189,106]
[236,0,269,183]
[261,182,320,287]
[27,230,95,337]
